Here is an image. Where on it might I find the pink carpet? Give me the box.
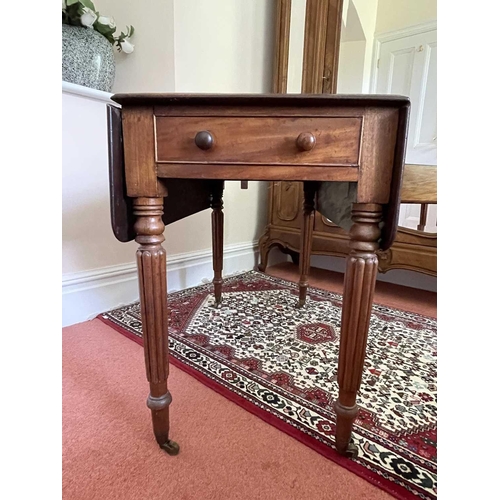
[62,264,436,499]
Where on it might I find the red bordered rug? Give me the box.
[98,270,437,500]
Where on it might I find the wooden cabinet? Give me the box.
[258,181,437,277]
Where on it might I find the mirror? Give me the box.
[283,0,437,234]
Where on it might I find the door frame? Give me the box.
[369,20,437,93]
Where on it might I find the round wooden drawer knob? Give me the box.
[296,132,316,151]
[194,130,215,150]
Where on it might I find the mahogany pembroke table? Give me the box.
[106,94,410,458]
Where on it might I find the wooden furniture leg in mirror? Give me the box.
[297,181,317,308]
[210,181,224,306]
[134,197,179,456]
[417,203,429,232]
[334,203,382,456]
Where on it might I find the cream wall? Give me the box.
[287,0,307,93]
[98,0,175,93]
[350,0,378,92]
[329,0,380,94]
[337,41,365,94]
[375,0,437,33]
[173,0,274,94]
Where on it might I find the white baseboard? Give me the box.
[311,255,437,292]
[62,240,262,327]
[62,244,434,328]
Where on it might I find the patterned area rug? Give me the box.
[98,270,437,500]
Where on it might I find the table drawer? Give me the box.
[154,116,362,166]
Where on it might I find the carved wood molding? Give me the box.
[272,0,343,94]
[272,0,292,94]
[322,0,343,93]
[261,224,437,277]
[302,0,343,93]
[302,0,329,93]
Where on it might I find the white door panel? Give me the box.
[385,47,416,95]
[375,28,437,231]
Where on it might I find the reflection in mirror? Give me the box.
[287,0,307,93]
[285,0,437,234]
[337,0,437,233]
[337,0,377,94]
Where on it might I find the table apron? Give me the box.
[156,164,359,182]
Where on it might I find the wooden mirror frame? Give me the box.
[273,0,343,94]
[258,0,437,277]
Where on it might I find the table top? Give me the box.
[111,93,410,108]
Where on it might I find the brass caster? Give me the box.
[339,442,358,459]
[213,300,222,309]
[160,439,180,456]
[295,299,306,309]
[345,442,358,458]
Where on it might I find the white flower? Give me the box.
[119,39,135,54]
[98,16,116,29]
[80,8,97,28]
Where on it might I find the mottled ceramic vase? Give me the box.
[62,24,115,92]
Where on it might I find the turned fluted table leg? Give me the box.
[297,182,317,308]
[134,197,179,456]
[210,181,224,306]
[334,203,382,457]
